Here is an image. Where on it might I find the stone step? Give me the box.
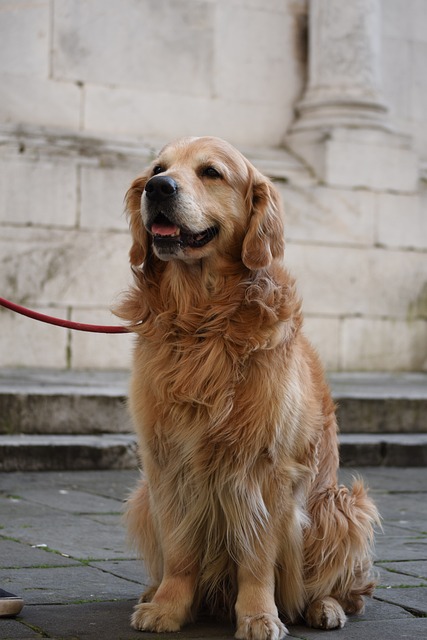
[0,369,426,435]
[0,368,426,471]
[1,433,426,472]
[0,369,130,435]
[331,372,427,434]
[0,434,138,472]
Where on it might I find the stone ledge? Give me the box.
[339,433,427,467]
[1,433,427,472]
[0,434,138,472]
[1,369,426,436]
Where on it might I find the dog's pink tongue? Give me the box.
[151,221,180,236]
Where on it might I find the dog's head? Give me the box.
[126,137,285,270]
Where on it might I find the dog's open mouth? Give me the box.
[149,214,219,250]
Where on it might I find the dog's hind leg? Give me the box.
[303,480,379,627]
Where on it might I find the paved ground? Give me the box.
[1,467,426,639]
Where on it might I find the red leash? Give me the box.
[0,297,128,334]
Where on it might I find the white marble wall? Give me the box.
[382,0,427,156]
[0,0,426,372]
[0,0,306,147]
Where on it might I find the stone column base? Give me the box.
[285,127,418,192]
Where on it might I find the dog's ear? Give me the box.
[242,174,285,270]
[125,175,150,266]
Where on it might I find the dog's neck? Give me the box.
[121,255,303,351]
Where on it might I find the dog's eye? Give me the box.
[152,165,165,176]
[202,166,222,179]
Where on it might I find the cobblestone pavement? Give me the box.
[1,467,426,639]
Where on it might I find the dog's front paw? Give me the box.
[235,614,288,640]
[131,602,183,632]
[305,597,346,630]
[138,585,158,603]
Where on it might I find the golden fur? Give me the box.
[116,136,379,640]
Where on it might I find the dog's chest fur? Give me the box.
[129,266,308,469]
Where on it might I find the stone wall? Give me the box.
[0,0,426,372]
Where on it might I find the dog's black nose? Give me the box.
[145,176,178,202]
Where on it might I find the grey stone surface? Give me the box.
[378,560,427,581]
[329,372,427,434]
[1,565,139,605]
[0,510,133,560]
[0,538,80,568]
[0,434,138,472]
[374,587,427,616]
[0,368,130,435]
[374,535,427,562]
[20,601,238,640]
[13,488,124,514]
[1,369,427,470]
[371,491,427,521]
[0,469,139,499]
[339,434,427,466]
[290,618,427,639]
[0,618,41,639]
[339,466,427,493]
[376,565,427,588]
[88,559,149,586]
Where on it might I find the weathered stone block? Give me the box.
[0,0,49,76]
[0,157,77,227]
[0,306,69,368]
[80,166,133,231]
[280,184,376,246]
[70,308,133,370]
[287,243,427,319]
[302,316,340,371]
[0,226,131,307]
[83,83,288,147]
[341,317,427,371]
[287,128,419,192]
[376,192,426,250]
[53,0,215,96]
[0,74,81,130]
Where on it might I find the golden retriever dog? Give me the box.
[116,136,379,640]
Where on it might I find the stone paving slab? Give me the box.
[339,466,427,492]
[0,508,133,560]
[290,618,427,639]
[374,534,427,562]
[1,467,426,639]
[1,565,139,606]
[0,469,139,499]
[16,601,239,640]
[88,559,149,586]
[368,491,427,521]
[0,618,40,639]
[376,565,427,588]
[0,539,80,568]
[12,488,124,514]
[378,560,427,580]
[374,586,427,616]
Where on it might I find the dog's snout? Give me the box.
[145,176,178,203]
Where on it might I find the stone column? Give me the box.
[295,0,388,131]
[286,0,417,191]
